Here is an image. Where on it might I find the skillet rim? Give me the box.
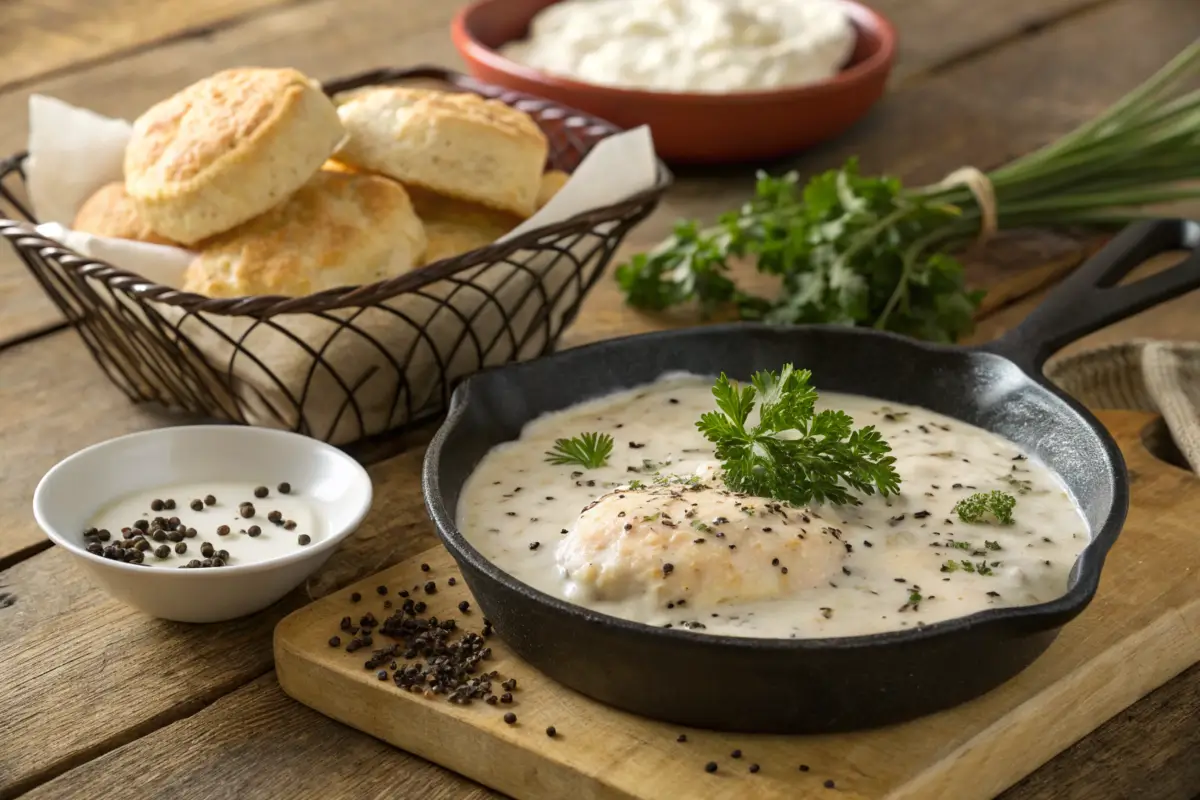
[422,321,1130,651]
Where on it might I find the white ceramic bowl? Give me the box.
[33,425,373,623]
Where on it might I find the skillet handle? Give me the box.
[981,219,1200,373]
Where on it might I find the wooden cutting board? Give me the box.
[274,410,1200,800]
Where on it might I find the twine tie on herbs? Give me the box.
[936,166,998,243]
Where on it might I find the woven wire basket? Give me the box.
[0,66,672,445]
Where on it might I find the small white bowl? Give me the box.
[33,425,373,623]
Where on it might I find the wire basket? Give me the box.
[0,66,672,446]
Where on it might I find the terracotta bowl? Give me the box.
[451,0,897,165]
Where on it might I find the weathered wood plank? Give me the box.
[0,0,316,93]
[16,673,492,800]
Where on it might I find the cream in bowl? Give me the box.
[457,372,1090,639]
[499,0,856,94]
[34,425,373,623]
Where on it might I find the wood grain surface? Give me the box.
[274,414,1200,800]
[2,0,1200,798]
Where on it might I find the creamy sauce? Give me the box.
[499,0,856,94]
[457,374,1090,639]
[86,481,322,568]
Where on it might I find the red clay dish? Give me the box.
[452,0,897,165]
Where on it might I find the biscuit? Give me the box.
[182,171,426,297]
[125,67,345,245]
[537,170,570,210]
[406,185,520,265]
[72,182,179,246]
[336,87,548,218]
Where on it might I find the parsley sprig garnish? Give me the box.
[695,365,900,506]
[953,491,1016,524]
[544,432,614,470]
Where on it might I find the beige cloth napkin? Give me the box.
[1047,339,1200,472]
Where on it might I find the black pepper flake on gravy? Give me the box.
[529,541,541,550]
[662,563,675,577]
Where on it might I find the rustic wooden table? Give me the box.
[2,1,1199,798]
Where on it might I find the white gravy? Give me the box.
[457,374,1090,639]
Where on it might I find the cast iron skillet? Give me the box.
[424,219,1200,733]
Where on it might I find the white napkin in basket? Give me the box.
[23,93,659,443]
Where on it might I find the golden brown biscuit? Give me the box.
[72,182,179,246]
[125,67,345,245]
[406,185,520,265]
[536,169,570,210]
[183,171,426,297]
[336,88,548,219]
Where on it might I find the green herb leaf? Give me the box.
[544,432,614,470]
[615,163,984,343]
[696,364,900,506]
[954,491,1017,524]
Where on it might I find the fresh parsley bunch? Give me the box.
[616,162,983,343]
[696,364,900,506]
[617,41,1200,343]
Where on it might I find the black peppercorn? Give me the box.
[486,695,498,705]
[240,504,255,518]
[210,557,225,567]
[254,486,269,498]
[298,534,311,546]
[175,542,187,555]
[376,585,388,596]
[500,692,513,704]
[677,734,687,743]
[267,510,283,524]
[424,581,437,594]
[377,670,388,681]
[167,516,181,528]
[799,765,810,772]
[447,577,457,586]
[86,542,103,556]
[188,559,202,568]
[200,542,215,558]
[749,764,760,774]
[731,749,742,759]
[351,592,362,603]
[201,558,213,568]
[167,530,183,543]
[134,539,151,552]
[704,762,718,774]
[204,494,217,506]
[545,726,557,738]
[217,549,229,561]
[190,499,204,511]
[420,563,430,572]
[154,545,170,559]
[247,525,261,537]
[328,636,341,647]
[824,779,836,789]
[151,529,166,542]
[503,712,516,725]
[277,482,291,494]
[458,600,470,613]
[217,525,230,536]
[163,499,176,510]
[413,601,427,613]
[132,520,148,532]
[150,499,164,511]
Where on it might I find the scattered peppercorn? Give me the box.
[150,499,164,511]
[240,504,255,518]
[284,520,297,530]
[420,563,431,572]
[267,510,283,524]
[204,494,217,506]
[298,534,311,546]
[731,749,742,759]
[328,636,341,647]
[254,486,269,498]
[447,577,457,586]
[424,581,437,594]
[503,712,517,725]
[677,735,688,743]
[704,762,718,774]
[799,765,810,772]
[278,482,291,494]
[545,726,557,738]
[217,525,230,536]
[190,499,204,511]
[200,542,215,558]
[175,542,187,555]
[458,601,471,613]
[824,779,836,789]
[351,592,362,603]
[164,499,176,510]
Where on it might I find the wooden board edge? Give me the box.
[890,600,1200,800]
[274,624,642,800]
